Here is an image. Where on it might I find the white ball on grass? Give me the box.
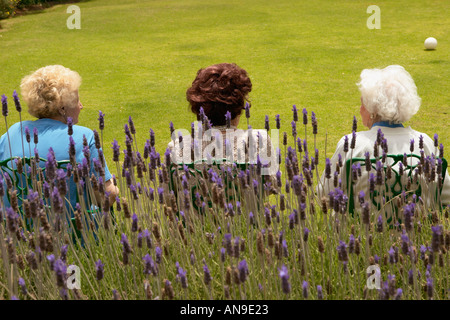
[424,37,437,50]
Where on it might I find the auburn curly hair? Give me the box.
[20,65,81,119]
[186,63,252,126]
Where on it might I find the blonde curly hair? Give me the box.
[20,65,82,119]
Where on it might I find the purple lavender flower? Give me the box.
[47,254,55,270]
[18,278,27,295]
[350,131,356,149]
[95,259,104,281]
[302,281,308,299]
[264,115,270,131]
[317,285,323,300]
[295,137,302,153]
[51,187,63,214]
[245,102,250,119]
[45,151,57,182]
[275,114,280,129]
[279,265,291,294]
[376,215,383,233]
[252,179,259,194]
[143,229,152,249]
[431,225,442,252]
[343,135,349,152]
[291,120,297,137]
[60,245,68,263]
[282,239,288,257]
[348,234,355,254]
[56,169,67,196]
[337,241,348,262]
[198,107,206,123]
[155,247,162,264]
[403,203,414,232]
[439,143,444,159]
[31,128,38,145]
[407,138,414,154]
[131,213,138,232]
[6,208,19,233]
[158,187,164,204]
[1,94,8,117]
[128,116,136,135]
[363,152,371,172]
[0,175,3,199]
[291,105,298,122]
[178,266,188,289]
[65,116,73,135]
[292,175,302,196]
[225,111,232,128]
[220,248,226,263]
[352,115,357,132]
[249,212,254,225]
[12,90,21,112]
[136,232,143,249]
[394,288,403,300]
[121,233,132,254]
[54,259,67,287]
[389,247,396,264]
[98,111,105,130]
[22,127,31,145]
[420,245,427,261]
[426,264,432,278]
[357,191,366,207]
[169,121,175,136]
[223,233,233,256]
[324,158,331,179]
[143,254,156,275]
[375,160,383,185]
[303,228,310,242]
[238,260,249,283]
[401,232,410,255]
[289,212,295,230]
[111,140,120,162]
[426,277,433,299]
[311,112,318,134]
[302,108,307,125]
[407,269,415,285]
[433,134,438,148]
[203,262,212,285]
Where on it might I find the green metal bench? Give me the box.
[0,156,105,239]
[169,160,252,212]
[345,154,447,225]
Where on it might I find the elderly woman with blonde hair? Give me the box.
[319,65,450,210]
[0,65,118,214]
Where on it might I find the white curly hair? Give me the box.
[357,65,421,123]
[20,65,81,119]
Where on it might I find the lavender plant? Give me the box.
[0,94,449,300]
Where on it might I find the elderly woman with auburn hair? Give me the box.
[168,63,278,176]
[319,65,450,210]
[0,65,118,213]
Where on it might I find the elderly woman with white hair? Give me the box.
[319,65,450,210]
[0,65,119,215]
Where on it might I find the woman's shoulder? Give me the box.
[7,120,27,132]
[336,129,376,146]
[72,124,95,137]
[1,121,30,140]
[408,127,433,141]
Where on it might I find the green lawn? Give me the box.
[0,0,449,174]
